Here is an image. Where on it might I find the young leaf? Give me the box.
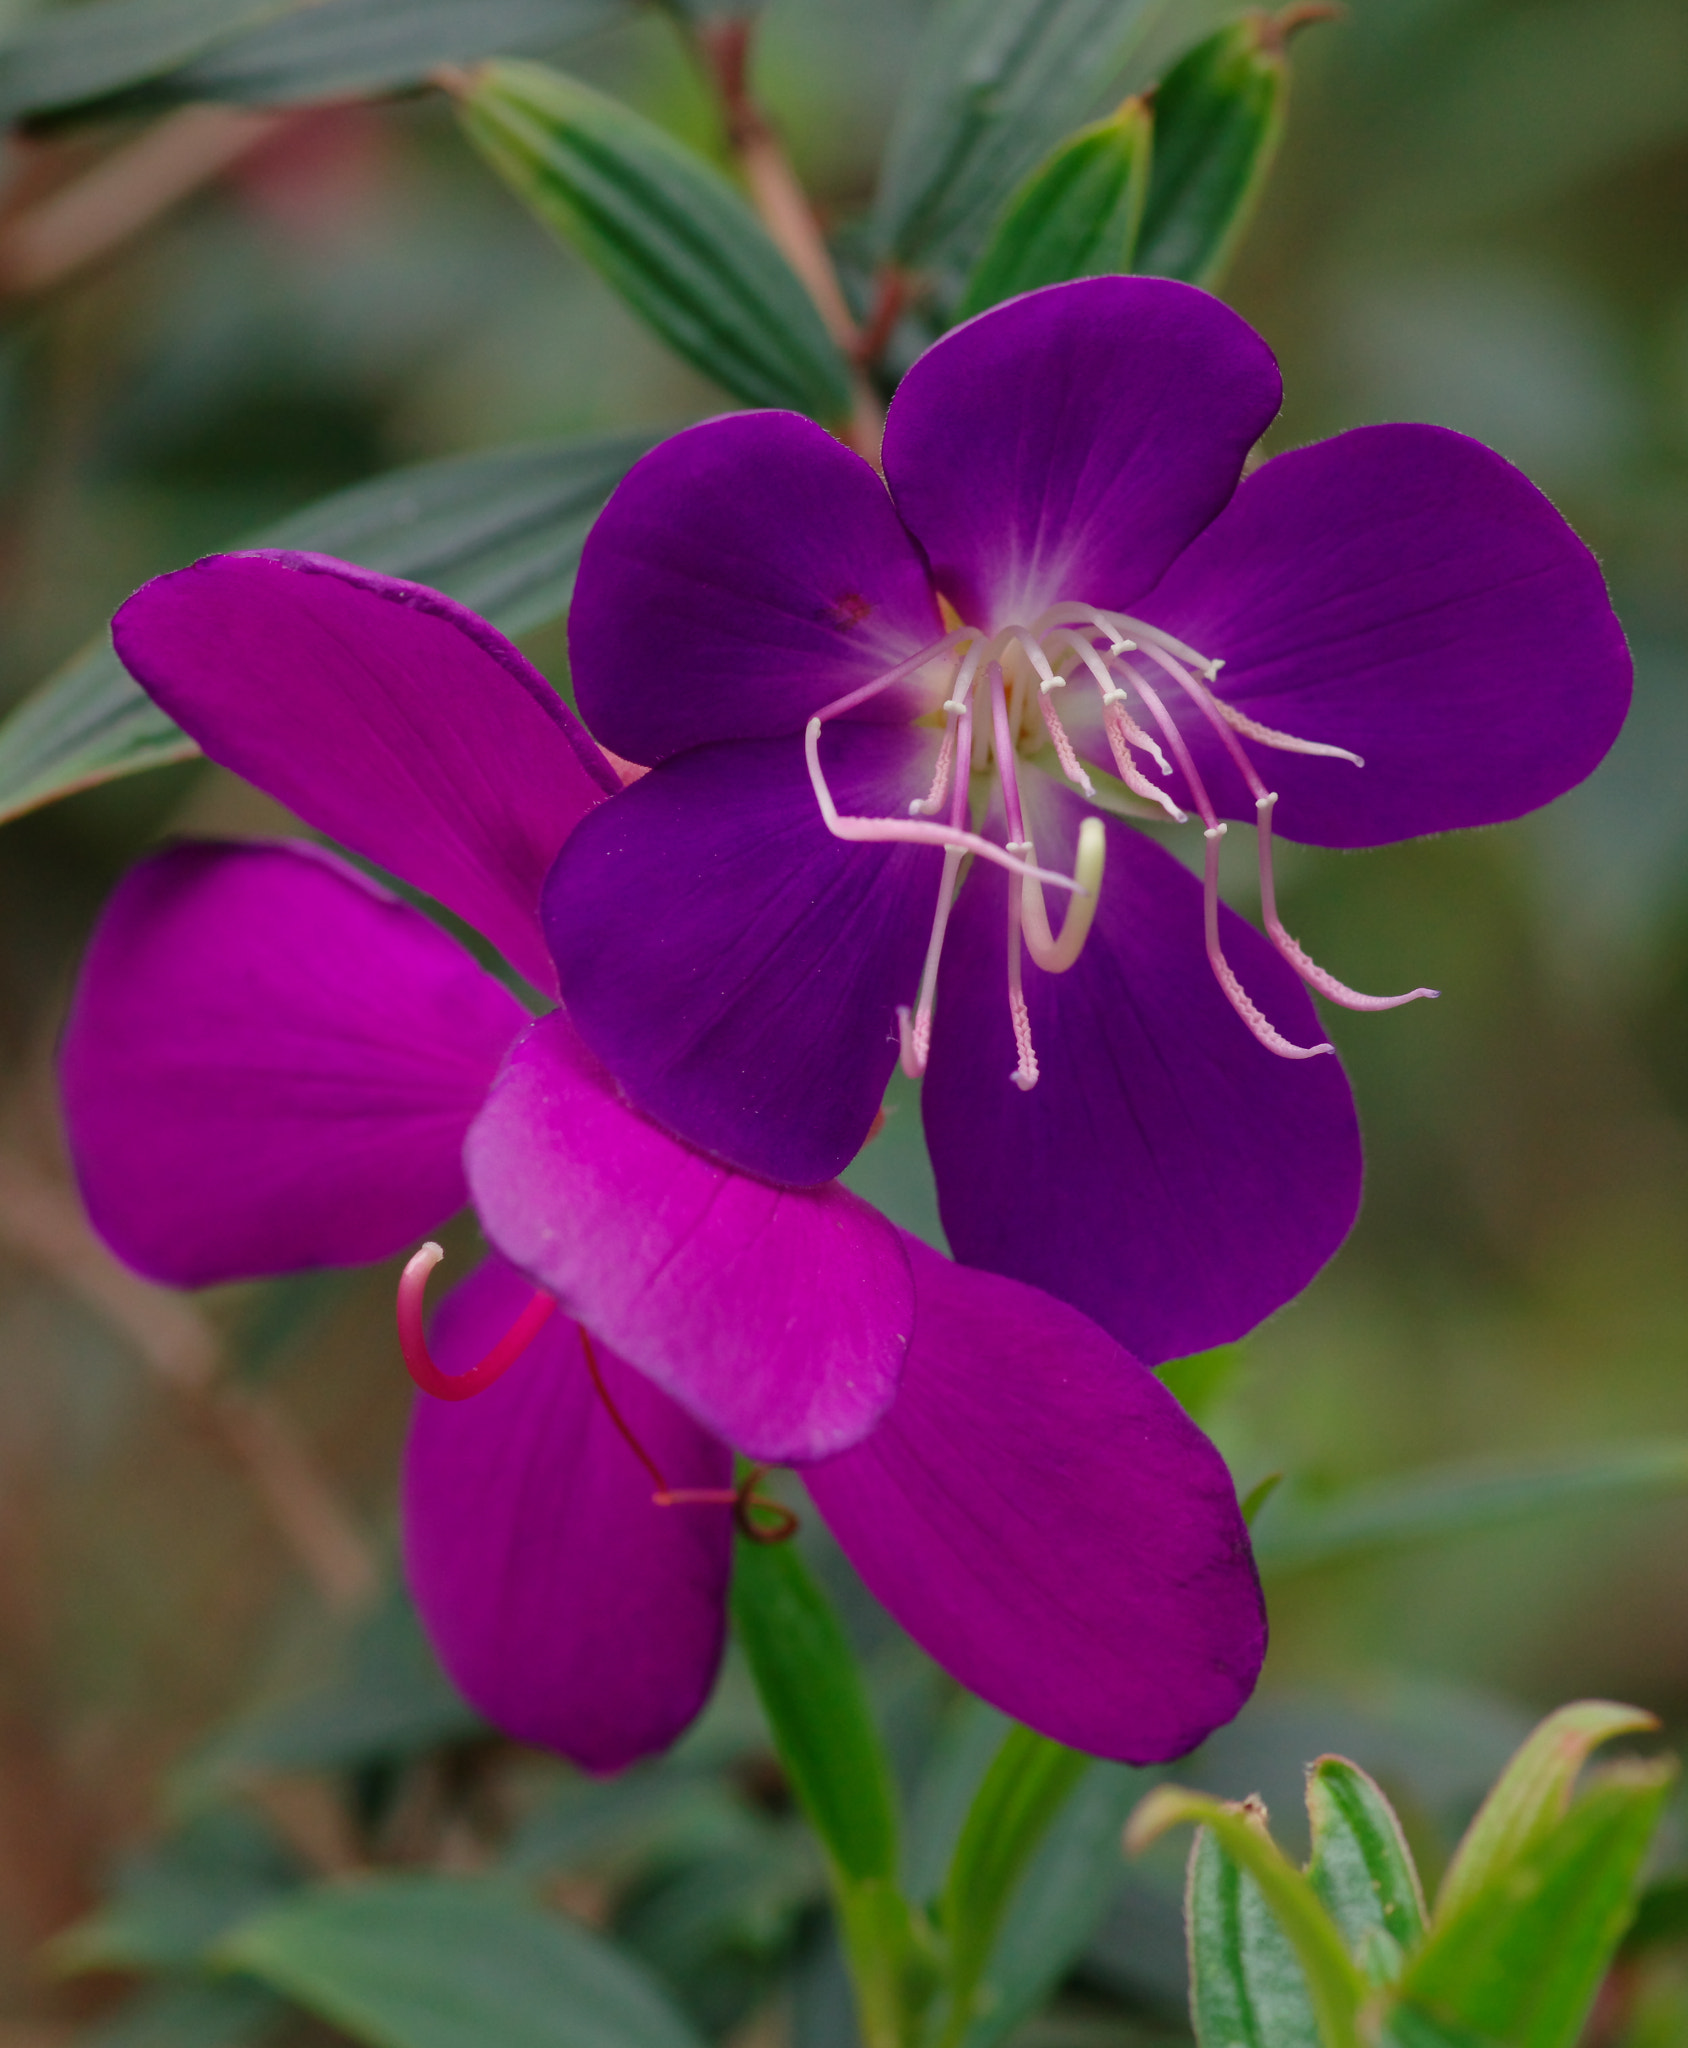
[0,429,651,827]
[1305,1757,1427,1975]
[873,0,1164,272]
[1132,11,1307,289]
[1128,1787,1365,2048]
[457,62,853,422]
[729,1538,898,1889]
[1186,1821,1321,2048]
[1401,1758,1678,2048]
[1434,1699,1659,1927]
[218,1874,706,2048]
[937,1724,1089,2029]
[956,97,1152,319]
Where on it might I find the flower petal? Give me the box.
[404,1254,731,1772]
[1136,424,1633,846]
[882,277,1281,631]
[806,1235,1264,1763]
[113,552,620,992]
[923,785,1361,1363]
[60,840,525,1287]
[464,1012,914,1463]
[569,412,946,764]
[548,726,943,1187]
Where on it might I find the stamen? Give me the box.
[578,1328,797,1543]
[810,629,966,725]
[1038,690,1096,798]
[396,1242,556,1401]
[1215,700,1365,768]
[805,716,1082,893]
[898,843,965,1077]
[908,711,958,816]
[1203,828,1334,1061]
[1006,882,1039,1090]
[1020,815,1105,974]
[1101,702,1186,821]
[988,664,1028,847]
[1254,794,1438,1012]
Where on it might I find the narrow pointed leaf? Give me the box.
[730,1537,898,1889]
[957,97,1152,318]
[1435,1700,1658,1927]
[1128,1788,1365,2048]
[873,0,1164,271]
[1187,1824,1320,2048]
[938,1725,1089,2025]
[1305,1758,1426,1976]
[1402,1759,1677,2048]
[1132,15,1295,288]
[0,429,651,827]
[218,1874,705,2048]
[457,62,852,421]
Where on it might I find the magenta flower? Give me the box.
[550,276,1632,1366]
[59,553,1264,1770]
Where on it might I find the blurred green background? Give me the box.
[0,1,1684,2041]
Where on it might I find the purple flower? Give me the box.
[59,552,1264,1770]
[550,276,1632,1366]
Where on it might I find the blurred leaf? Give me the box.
[1153,1345,1241,1426]
[77,1975,288,2048]
[1305,1758,1425,1977]
[503,1771,757,1881]
[1624,1873,1688,1954]
[1186,1824,1320,2048]
[1252,1441,1688,1576]
[873,0,1164,271]
[0,428,652,826]
[938,1725,1089,2030]
[731,1537,899,1890]
[54,1810,303,1975]
[458,61,853,420]
[1434,1699,1658,1928]
[1131,14,1292,289]
[1401,1759,1677,2048]
[957,96,1151,319]
[1241,1474,1284,1526]
[220,1874,705,2048]
[0,0,622,125]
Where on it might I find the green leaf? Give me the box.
[219,1874,706,2048]
[458,62,852,420]
[0,428,651,827]
[1132,14,1297,289]
[937,1725,1089,2032]
[77,1976,287,2048]
[1435,1700,1659,1928]
[1186,1822,1321,2048]
[0,0,621,126]
[1623,1872,1688,1953]
[1401,1758,1677,2048]
[1128,1788,1365,2048]
[1154,1344,1243,1425]
[53,1810,302,1976]
[729,1539,898,1888]
[956,96,1152,318]
[873,0,1165,271]
[1305,1758,1426,1977]
[1252,1441,1688,1577]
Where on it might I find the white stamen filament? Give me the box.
[1215,700,1365,768]
[898,843,964,1077]
[1021,815,1105,973]
[1006,880,1039,1090]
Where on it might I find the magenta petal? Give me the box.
[569,412,945,765]
[807,1236,1264,1762]
[60,841,526,1287]
[1137,424,1633,847]
[464,1013,913,1462]
[404,1255,730,1771]
[883,278,1281,631]
[548,726,943,1187]
[924,787,1361,1363]
[113,553,620,992]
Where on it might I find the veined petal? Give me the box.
[548,727,942,1188]
[60,841,526,1287]
[806,1236,1264,1763]
[569,412,946,765]
[1137,424,1633,846]
[883,277,1281,632]
[464,1012,914,1463]
[924,785,1361,1363]
[404,1255,730,1773]
[113,553,620,993]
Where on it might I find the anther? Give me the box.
[396,1243,556,1400]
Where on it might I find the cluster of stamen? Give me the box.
[804,602,1435,1085]
[395,1244,797,1543]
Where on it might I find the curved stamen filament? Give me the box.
[898,843,964,1077]
[397,1242,557,1400]
[1005,875,1039,1091]
[1021,815,1106,973]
